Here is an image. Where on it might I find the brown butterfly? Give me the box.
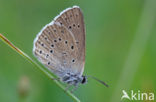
[33,6,108,91]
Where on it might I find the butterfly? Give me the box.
[33,6,108,91]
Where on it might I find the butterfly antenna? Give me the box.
[87,75,109,88]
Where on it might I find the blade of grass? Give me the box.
[0,33,80,102]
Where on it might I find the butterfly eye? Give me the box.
[39,50,42,54]
[81,76,87,84]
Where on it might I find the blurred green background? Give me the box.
[0,0,156,102]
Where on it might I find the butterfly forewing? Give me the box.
[54,6,85,75]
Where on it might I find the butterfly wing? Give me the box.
[54,6,85,75]
[33,6,85,77]
[33,22,81,77]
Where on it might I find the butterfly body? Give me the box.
[61,73,87,86]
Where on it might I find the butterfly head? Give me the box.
[81,75,87,84]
